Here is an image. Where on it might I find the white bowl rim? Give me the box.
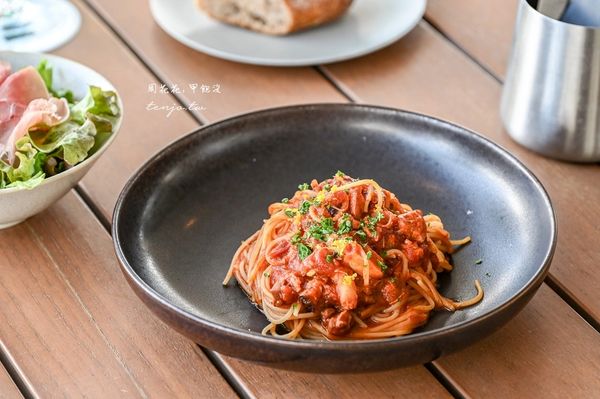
[0,51,124,194]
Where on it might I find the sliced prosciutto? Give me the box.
[1,98,70,162]
[0,66,49,105]
[0,65,53,162]
[0,101,26,158]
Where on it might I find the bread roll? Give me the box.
[196,0,353,35]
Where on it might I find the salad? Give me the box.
[0,60,120,189]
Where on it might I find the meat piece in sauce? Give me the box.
[334,272,358,310]
[341,242,384,280]
[299,278,323,308]
[397,210,428,243]
[323,309,353,336]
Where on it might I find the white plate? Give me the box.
[150,0,426,66]
[0,0,81,53]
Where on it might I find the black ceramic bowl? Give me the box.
[112,104,556,373]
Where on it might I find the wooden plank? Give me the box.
[436,285,600,397]
[0,193,236,398]
[51,0,199,221]
[425,0,518,78]
[323,24,505,137]
[0,363,22,399]
[216,354,451,399]
[78,0,345,123]
[322,22,600,396]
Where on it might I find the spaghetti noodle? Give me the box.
[223,172,483,339]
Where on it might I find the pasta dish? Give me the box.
[224,172,483,339]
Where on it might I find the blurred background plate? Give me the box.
[0,0,81,52]
[149,0,426,66]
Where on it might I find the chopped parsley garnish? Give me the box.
[307,228,323,241]
[298,200,311,214]
[389,277,397,283]
[366,211,384,232]
[298,183,310,191]
[321,217,335,232]
[337,214,352,234]
[291,233,312,260]
[297,243,312,260]
[355,229,367,242]
[291,233,302,245]
[263,271,270,277]
[284,209,296,218]
[377,260,388,271]
[366,251,372,259]
[380,250,388,258]
[326,254,334,263]
[308,217,335,241]
[324,184,331,191]
[335,170,345,177]
[281,198,289,204]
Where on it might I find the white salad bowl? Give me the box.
[0,51,123,229]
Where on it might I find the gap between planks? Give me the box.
[421,18,502,84]
[0,340,34,399]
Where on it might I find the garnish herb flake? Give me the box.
[298,200,311,214]
[284,209,296,218]
[377,260,388,271]
[297,243,312,260]
[355,229,367,242]
[337,214,352,234]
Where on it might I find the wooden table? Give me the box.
[1,0,599,397]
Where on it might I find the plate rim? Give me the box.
[148,0,427,66]
[112,103,557,351]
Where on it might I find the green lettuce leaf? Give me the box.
[29,118,97,166]
[37,60,75,104]
[86,113,114,155]
[70,86,120,124]
[5,171,45,189]
[6,138,38,182]
[0,138,47,189]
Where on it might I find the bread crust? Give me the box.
[196,0,353,35]
[284,0,353,34]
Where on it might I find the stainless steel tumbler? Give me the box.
[501,0,600,162]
